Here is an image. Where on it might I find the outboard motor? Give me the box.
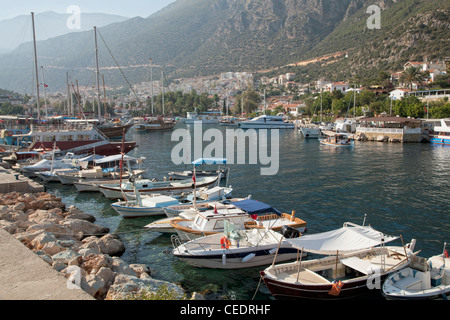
[281,225,300,238]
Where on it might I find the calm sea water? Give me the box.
[45,124,450,300]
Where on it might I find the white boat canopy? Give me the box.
[94,154,142,164]
[286,222,399,255]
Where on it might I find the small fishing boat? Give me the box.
[260,221,416,300]
[319,131,354,147]
[172,225,303,269]
[382,244,450,300]
[111,186,233,218]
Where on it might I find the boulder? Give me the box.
[95,267,116,287]
[65,206,96,222]
[51,249,80,265]
[129,264,152,278]
[97,234,125,256]
[110,257,136,276]
[81,274,106,299]
[30,231,58,250]
[105,274,185,300]
[28,209,63,224]
[81,254,111,274]
[42,241,66,256]
[60,219,109,238]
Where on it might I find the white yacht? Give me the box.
[238,115,295,129]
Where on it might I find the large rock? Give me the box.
[28,209,63,224]
[65,206,96,222]
[51,249,81,265]
[60,219,109,238]
[105,274,185,300]
[97,234,125,256]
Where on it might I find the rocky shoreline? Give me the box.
[0,191,193,300]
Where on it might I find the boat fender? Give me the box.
[220,236,231,249]
[242,253,256,263]
[222,251,226,266]
[268,248,277,255]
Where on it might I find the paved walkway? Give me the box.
[0,228,93,300]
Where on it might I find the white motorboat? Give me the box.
[260,222,416,300]
[111,186,233,218]
[20,152,80,177]
[237,115,295,129]
[169,199,307,241]
[145,197,248,234]
[99,175,218,200]
[299,125,322,139]
[38,168,79,182]
[382,244,450,300]
[172,226,303,269]
[57,154,146,185]
[430,119,450,145]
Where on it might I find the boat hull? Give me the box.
[429,136,450,145]
[175,246,299,269]
[29,140,136,156]
[260,271,388,300]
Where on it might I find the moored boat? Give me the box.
[382,244,450,300]
[429,119,450,145]
[172,226,303,269]
[237,115,295,129]
[260,222,416,300]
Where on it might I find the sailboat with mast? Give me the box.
[14,22,137,158]
[134,63,176,132]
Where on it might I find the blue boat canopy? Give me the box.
[192,158,227,166]
[232,199,281,216]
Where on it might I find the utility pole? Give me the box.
[94,26,102,122]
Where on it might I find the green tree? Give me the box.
[400,67,426,92]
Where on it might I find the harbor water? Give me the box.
[44,124,450,300]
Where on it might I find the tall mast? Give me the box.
[150,58,154,115]
[161,69,165,115]
[40,66,48,117]
[94,26,102,122]
[31,12,41,120]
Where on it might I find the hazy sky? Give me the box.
[0,0,177,20]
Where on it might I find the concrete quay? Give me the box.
[0,228,94,300]
[0,164,44,193]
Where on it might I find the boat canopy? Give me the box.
[94,154,139,164]
[192,158,227,166]
[286,223,399,254]
[79,154,105,162]
[232,199,281,216]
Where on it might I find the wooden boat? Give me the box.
[134,117,176,131]
[169,199,307,241]
[382,244,450,300]
[172,226,303,269]
[260,222,417,300]
[319,131,354,147]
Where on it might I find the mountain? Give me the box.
[0,11,129,53]
[0,0,448,94]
